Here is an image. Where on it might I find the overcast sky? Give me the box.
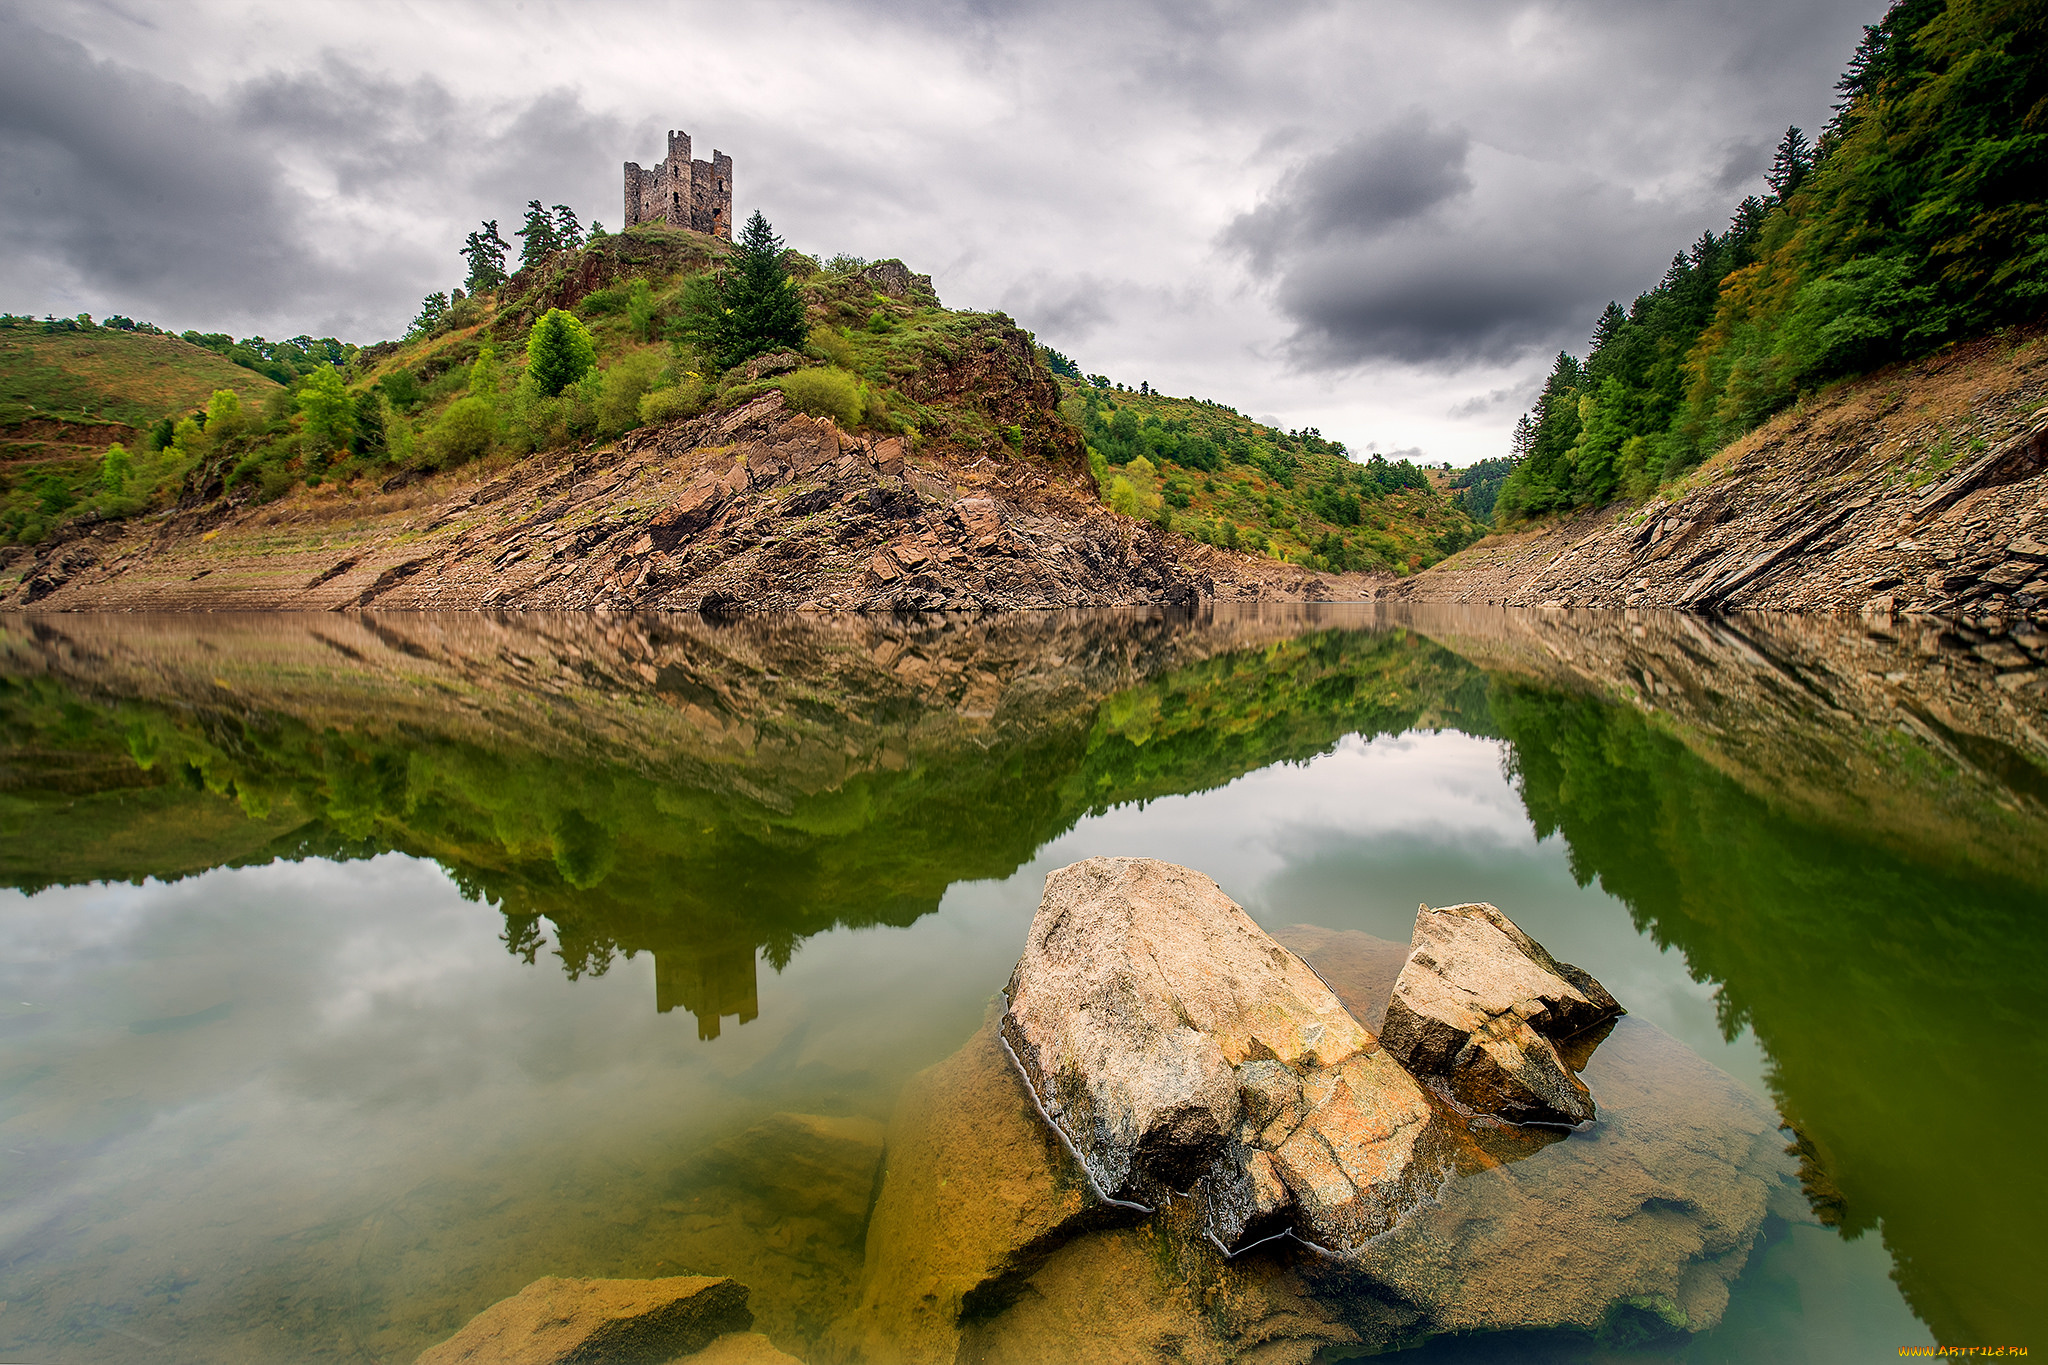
[0,0,1886,464]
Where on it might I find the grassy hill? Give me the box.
[0,322,283,544]
[0,323,280,428]
[2,224,1477,574]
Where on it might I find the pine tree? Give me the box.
[696,211,809,371]
[460,221,510,292]
[1589,302,1627,357]
[552,205,584,252]
[409,291,450,339]
[1767,125,1814,200]
[515,200,559,272]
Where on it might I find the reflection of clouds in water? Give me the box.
[1030,729,1767,1094]
[1040,730,1532,904]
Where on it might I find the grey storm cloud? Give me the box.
[1223,112,1475,274]
[0,9,625,337]
[0,12,306,313]
[1227,135,1708,368]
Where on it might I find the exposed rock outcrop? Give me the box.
[831,919,1797,1363]
[414,1275,752,1365]
[1381,901,1624,1126]
[2,389,1364,610]
[1394,331,2048,621]
[999,857,1442,1254]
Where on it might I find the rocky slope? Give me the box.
[1389,601,2047,885]
[1,388,1368,613]
[1394,328,2048,622]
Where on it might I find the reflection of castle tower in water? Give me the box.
[654,944,759,1040]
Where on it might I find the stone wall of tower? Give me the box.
[621,129,732,241]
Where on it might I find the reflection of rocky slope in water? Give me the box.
[1392,607,2047,1347]
[829,928,1795,1364]
[0,607,1487,1037]
[1390,605,2048,883]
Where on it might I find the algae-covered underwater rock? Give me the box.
[414,1274,752,1365]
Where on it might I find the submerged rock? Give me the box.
[414,1274,752,1365]
[836,963,1794,1362]
[1381,900,1624,1126]
[999,857,1441,1252]
[1345,1015,1791,1342]
[829,1013,1368,1365]
[828,1014,1145,1365]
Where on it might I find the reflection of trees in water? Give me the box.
[0,610,1488,1041]
[1492,676,2045,1348]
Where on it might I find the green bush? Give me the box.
[577,287,627,318]
[1108,475,1140,517]
[510,378,566,453]
[526,309,597,397]
[638,382,708,426]
[297,365,354,453]
[565,369,603,441]
[777,367,864,428]
[100,443,131,492]
[596,352,662,437]
[625,280,659,342]
[379,369,423,410]
[423,396,496,467]
[205,389,247,442]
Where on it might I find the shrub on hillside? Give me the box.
[297,365,354,454]
[526,309,597,397]
[625,281,660,342]
[423,396,495,468]
[205,390,247,442]
[100,443,131,492]
[638,382,708,426]
[777,367,864,428]
[595,352,662,437]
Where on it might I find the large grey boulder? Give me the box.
[1000,857,1442,1254]
[1380,901,1624,1126]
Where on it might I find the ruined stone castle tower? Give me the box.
[624,130,732,239]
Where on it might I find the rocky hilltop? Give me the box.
[1,230,1399,611]
[1395,328,2048,622]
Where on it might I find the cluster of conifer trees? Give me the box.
[1496,0,2046,522]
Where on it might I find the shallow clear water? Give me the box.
[0,608,2039,1362]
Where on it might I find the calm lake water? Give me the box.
[0,607,2040,1363]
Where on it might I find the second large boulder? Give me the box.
[1380,901,1624,1126]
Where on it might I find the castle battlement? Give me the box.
[623,129,733,240]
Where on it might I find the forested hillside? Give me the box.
[1049,365,1480,575]
[1496,0,2046,522]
